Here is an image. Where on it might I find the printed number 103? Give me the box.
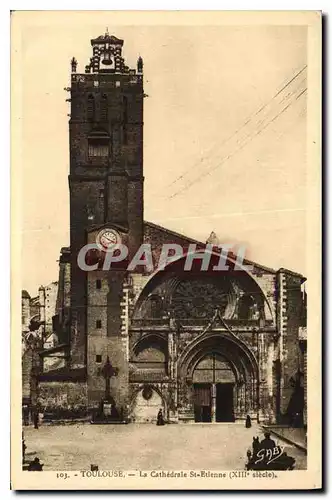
[56,472,69,479]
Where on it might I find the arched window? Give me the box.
[132,335,168,374]
[88,129,109,158]
[87,94,95,121]
[238,294,255,320]
[100,94,108,122]
[146,295,163,319]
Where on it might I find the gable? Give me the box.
[143,220,277,276]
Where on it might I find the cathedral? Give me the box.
[33,32,307,425]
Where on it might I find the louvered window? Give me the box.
[88,141,109,157]
[87,94,95,121]
[100,94,108,122]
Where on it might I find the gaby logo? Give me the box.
[77,242,253,273]
[254,446,285,466]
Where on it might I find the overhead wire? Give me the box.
[191,87,307,214]
[166,74,307,201]
[163,65,307,196]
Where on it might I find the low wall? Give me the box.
[38,381,88,419]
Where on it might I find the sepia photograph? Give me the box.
[11,10,322,490]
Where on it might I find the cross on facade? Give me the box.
[101,356,118,401]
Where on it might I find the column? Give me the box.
[239,384,245,418]
[211,384,216,423]
[245,382,250,414]
[234,384,239,419]
[257,331,270,422]
[168,332,174,379]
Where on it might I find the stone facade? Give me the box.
[38,381,88,416]
[21,280,64,421]
[33,33,307,426]
[39,282,59,338]
[123,229,305,425]
[22,290,31,333]
[22,282,59,342]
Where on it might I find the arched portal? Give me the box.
[193,353,236,422]
[178,334,259,423]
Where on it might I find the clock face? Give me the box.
[96,229,121,250]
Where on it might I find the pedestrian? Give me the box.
[28,457,43,471]
[156,408,165,426]
[245,414,252,428]
[33,411,39,429]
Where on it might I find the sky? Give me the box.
[14,13,308,296]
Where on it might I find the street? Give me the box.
[23,423,307,471]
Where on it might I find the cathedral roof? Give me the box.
[21,290,30,299]
[144,220,202,246]
[73,220,304,278]
[144,220,278,275]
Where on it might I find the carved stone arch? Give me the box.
[141,293,164,319]
[177,333,259,419]
[181,335,257,383]
[131,332,168,357]
[132,275,181,319]
[129,383,167,423]
[132,249,274,324]
[237,293,256,320]
[191,351,242,385]
[130,383,166,404]
[178,333,259,381]
[130,333,169,378]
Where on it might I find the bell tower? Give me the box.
[68,32,144,369]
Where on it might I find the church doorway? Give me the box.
[192,353,236,423]
[216,383,234,422]
[193,382,235,422]
[194,384,212,422]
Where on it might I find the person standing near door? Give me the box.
[156,408,165,426]
[33,411,39,429]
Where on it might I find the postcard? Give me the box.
[11,10,322,490]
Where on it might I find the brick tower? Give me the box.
[68,31,144,389]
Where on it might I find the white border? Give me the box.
[3,3,328,499]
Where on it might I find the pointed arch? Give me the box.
[178,332,259,382]
[132,332,168,358]
[238,294,256,320]
[132,249,274,324]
